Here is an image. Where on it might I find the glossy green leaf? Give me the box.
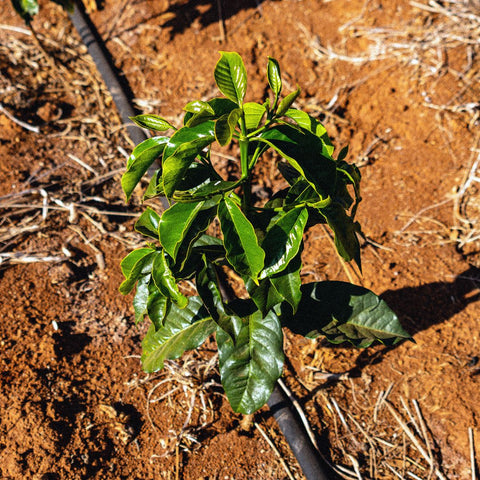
[246,277,284,316]
[184,100,215,114]
[152,251,188,308]
[214,52,247,105]
[142,296,215,372]
[337,145,349,162]
[267,57,282,97]
[217,308,284,414]
[122,136,168,201]
[269,251,302,312]
[130,114,174,131]
[119,249,155,295]
[276,87,301,117]
[147,287,170,330]
[163,121,215,161]
[320,203,361,269]
[196,258,226,321]
[218,197,265,282]
[12,0,38,22]
[134,206,160,240]
[284,109,334,157]
[282,282,411,347]
[260,207,308,279]
[159,201,204,260]
[257,125,337,198]
[133,274,150,323]
[143,169,164,200]
[174,179,236,202]
[215,108,241,146]
[243,102,266,130]
[173,207,217,272]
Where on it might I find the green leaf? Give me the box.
[162,123,215,198]
[320,203,361,268]
[122,136,168,201]
[196,258,226,321]
[151,251,188,308]
[130,114,174,131]
[217,308,284,414]
[215,108,242,146]
[147,286,170,329]
[133,274,150,323]
[143,169,164,200]
[163,121,215,161]
[134,206,160,240]
[282,282,411,347]
[214,52,247,106]
[159,201,204,260]
[284,109,334,157]
[243,102,266,130]
[184,100,215,114]
[257,124,337,198]
[218,197,265,282]
[276,87,301,117]
[337,145,349,162]
[12,0,38,22]
[260,207,308,279]
[269,250,302,313]
[142,296,215,372]
[267,57,282,97]
[246,277,284,316]
[119,249,155,295]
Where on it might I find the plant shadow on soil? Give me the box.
[142,0,265,39]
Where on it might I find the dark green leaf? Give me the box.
[282,282,411,347]
[257,125,337,198]
[243,102,266,131]
[246,277,284,316]
[217,308,284,414]
[130,114,174,131]
[119,249,155,295]
[214,51,247,105]
[215,108,242,146]
[269,251,302,313]
[134,206,160,240]
[122,136,168,201]
[260,207,308,279]
[147,287,170,330]
[196,258,226,321]
[151,251,188,308]
[337,145,349,162]
[12,0,38,22]
[159,201,205,260]
[276,87,301,117]
[218,197,265,282]
[142,297,215,372]
[133,274,150,323]
[267,57,282,97]
[320,203,361,268]
[284,109,334,157]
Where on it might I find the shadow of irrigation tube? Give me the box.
[68,2,335,478]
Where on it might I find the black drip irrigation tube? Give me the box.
[69,3,335,478]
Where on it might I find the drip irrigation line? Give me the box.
[68,2,334,478]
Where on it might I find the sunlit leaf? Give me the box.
[215,108,242,146]
[218,197,265,282]
[142,297,215,372]
[130,114,174,131]
[122,136,168,201]
[135,206,160,240]
[119,249,155,295]
[267,57,282,98]
[151,251,188,308]
[214,51,247,105]
[276,87,300,117]
[243,102,266,130]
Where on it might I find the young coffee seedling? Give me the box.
[120,52,410,414]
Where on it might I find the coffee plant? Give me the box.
[120,52,410,414]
